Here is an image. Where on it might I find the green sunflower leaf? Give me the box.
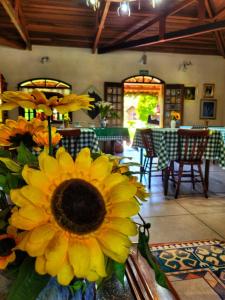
[0,158,21,173]
[138,228,169,289]
[7,257,50,300]
[0,149,12,158]
[17,143,38,167]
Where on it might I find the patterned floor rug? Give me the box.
[151,240,225,299]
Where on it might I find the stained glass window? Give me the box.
[18,78,72,121]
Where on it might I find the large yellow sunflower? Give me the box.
[0,117,47,148]
[9,148,139,285]
[1,90,94,116]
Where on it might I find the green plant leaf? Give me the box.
[17,143,38,167]
[0,149,12,158]
[0,158,21,173]
[7,257,50,300]
[112,261,125,286]
[138,228,169,289]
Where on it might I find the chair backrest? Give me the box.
[177,129,209,161]
[140,129,155,157]
[58,129,81,155]
[59,129,81,140]
[192,125,207,129]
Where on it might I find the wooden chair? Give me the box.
[192,125,208,129]
[140,129,161,188]
[58,129,81,157]
[170,129,209,198]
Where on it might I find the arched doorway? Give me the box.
[122,75,164,140]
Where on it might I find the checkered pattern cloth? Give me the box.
[132,128,225,170]
[61,128,100,156]
[94,128,130,142]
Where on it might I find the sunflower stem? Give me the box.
[47,116,53,156]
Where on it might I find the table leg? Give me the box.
[163,167,170,196]
[140,148,144,173]
[205,159,210,191]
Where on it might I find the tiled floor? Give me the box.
[124,146,225,244]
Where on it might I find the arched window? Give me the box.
[18,78,72,122]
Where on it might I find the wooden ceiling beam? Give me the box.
[0,36,25,49]
[111,0,196,44]
[204,0,225,58]
[213,7,225,21]
[98,19,225,53]
[0,0,31,49]
[93,0,110,53]
[198,0,206,19]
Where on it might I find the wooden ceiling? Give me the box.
[0,0,224,57]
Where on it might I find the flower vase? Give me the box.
[36,278,96,300]
[170,120,176,129]
[64,121,70,129]
[100,117,107,128]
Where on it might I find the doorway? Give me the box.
[122,75,164,141]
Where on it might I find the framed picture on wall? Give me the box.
[203,83,215,98]
[184,86,197,100]
[200,99,217,119]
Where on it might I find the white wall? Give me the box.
[0,45,224,125]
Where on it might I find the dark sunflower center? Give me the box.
[0,237,16,257]
[9,133,35,148]
[51,179,106,234]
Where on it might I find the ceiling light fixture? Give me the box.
[86,0,159,15]
[117,0,131,16]
[86,0,100,11]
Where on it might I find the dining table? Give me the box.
[132,128,225,193]
[58,128,100,156]
[94,127,130,154]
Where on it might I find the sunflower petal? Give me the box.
[57,257,74,286]
[98,229,131,263]
[22,166,50,192]
[26,225,56,256]
[38,152,60,178]
[106,218,137,236]
[110,200,140,218]
[20,186,48,207]
[68,239,90,278]
[37,104,52,116]
[56,150,75,173]
[90,156,112,181]
[10,189,31,207]
[35,255,46,275]
[103,173,127,191]
[87,238,106,277]
[74,148,92,173]
[109,182,137,203]
[0,103,18,110]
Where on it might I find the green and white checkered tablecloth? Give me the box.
[60,128,100,156]
[94,127,130,142]
[132,128,225,170]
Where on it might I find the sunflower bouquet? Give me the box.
[0,90,169,300]
[170,111,180,121]
[0,90,159,300]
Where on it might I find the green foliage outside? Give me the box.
[136,94,158,122]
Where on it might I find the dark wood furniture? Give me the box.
[104,82,123,127]
[58,129,81,155]
[140,129,161,188]
[126,246,180,300]
[170,129,209,199]
[164,84,184,128]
